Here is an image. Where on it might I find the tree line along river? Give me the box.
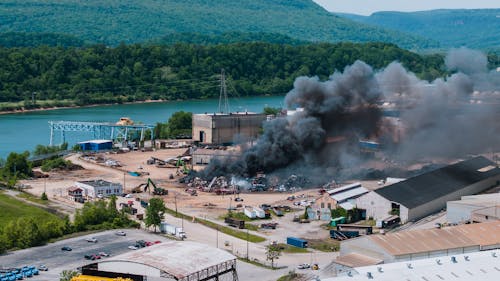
[0,96,284,159]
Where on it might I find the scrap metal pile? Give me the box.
[182,173,315,194]
[186,176,238,195]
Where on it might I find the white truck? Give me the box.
[160,222,187,239]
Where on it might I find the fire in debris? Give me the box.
[189,48,500,189]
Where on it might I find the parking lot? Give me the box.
[0,229,171,281]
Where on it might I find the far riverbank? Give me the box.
[0,96,284,158]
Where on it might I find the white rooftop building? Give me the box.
[323,249,500,281]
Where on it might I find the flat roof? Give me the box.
[99,241,235,279]
[326,249,500,281]
[375,156,500,209]
[77,180,119,187]
[334,253,383,268]
[331,186,369,203]
[368,221,500,256]
[78,139,113,144]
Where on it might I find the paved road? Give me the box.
[0,229,169,281]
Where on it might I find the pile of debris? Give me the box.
[185,176,238,194]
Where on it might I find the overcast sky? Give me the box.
[312,0,500,15]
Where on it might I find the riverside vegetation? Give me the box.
[0,42,448,111]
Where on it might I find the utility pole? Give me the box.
[218,69,229,114]
[216,226,219,248]
[246,229,249,260]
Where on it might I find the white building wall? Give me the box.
[399,205,409,223]
[407,176,500,222]
[75,181,123,198]
[356,192,393,221]
[447,202,483,224]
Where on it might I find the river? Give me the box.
[0,96,284,159]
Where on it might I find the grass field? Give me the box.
[0,192,62,229]
[165,206,266,243]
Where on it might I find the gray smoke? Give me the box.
[199,61,383,182]
[198,48,500,182]
[382,48,500,161]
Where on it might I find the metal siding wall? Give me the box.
[356,192,393,220]
[407,176,500,222]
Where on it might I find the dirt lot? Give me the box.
[20,150,326,222]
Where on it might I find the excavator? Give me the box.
[176,158,190,175]
[132,178,168,195]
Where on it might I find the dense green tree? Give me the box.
[167,111,192,138]
[145,198,166,232]
[33,143,68,156]
[59,270,79,281]
[1,152,32,186]
[0,42,446,109]
[263,106,282,116]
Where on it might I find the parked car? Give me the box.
[128,245,138,250]
[297,263,310,269]
[38,265,48,271]
[84,254,95,260]
[115,231,126,236]
[234,197,244,202]
[85,237,98,243]
[61,246,72,251]
[98,252,110,257]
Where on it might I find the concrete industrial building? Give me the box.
[326,249,500,281]
[192,112,266,144]
[80,241,237,281]
[75,180,123,198]
[356,156,500,223]
[334,221,500,272]
[447,193,500,224]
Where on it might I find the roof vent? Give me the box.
[436,259,442,265]
[451,256,457,263]
[367,272,373,279]
[492,252,497,257]
[347,271,353,277]
[377,267,383,273]
[464,256,470,261]
[407,263,413,269]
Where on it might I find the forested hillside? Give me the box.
[0,32,84,47]
[338,9,500,50]
[0,0,436,49]
[0,42,446,110]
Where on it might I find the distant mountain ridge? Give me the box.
[337,9,500,50]
[0,0,436,49]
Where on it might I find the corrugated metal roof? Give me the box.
[327,182,362,195]
[339,201,356,210]
[369,221,500,256]
[98,241,235,279]
[331,186,369,202]
[375,156,500,209]
[334,253,383,268]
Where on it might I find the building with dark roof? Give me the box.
[356,156,500,223]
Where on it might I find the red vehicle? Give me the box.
[154,240,162,244]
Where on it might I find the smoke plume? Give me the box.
[198,48,500,182]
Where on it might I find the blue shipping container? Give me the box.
[287,237,308,248]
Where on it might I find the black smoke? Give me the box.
[198,48,500,181]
